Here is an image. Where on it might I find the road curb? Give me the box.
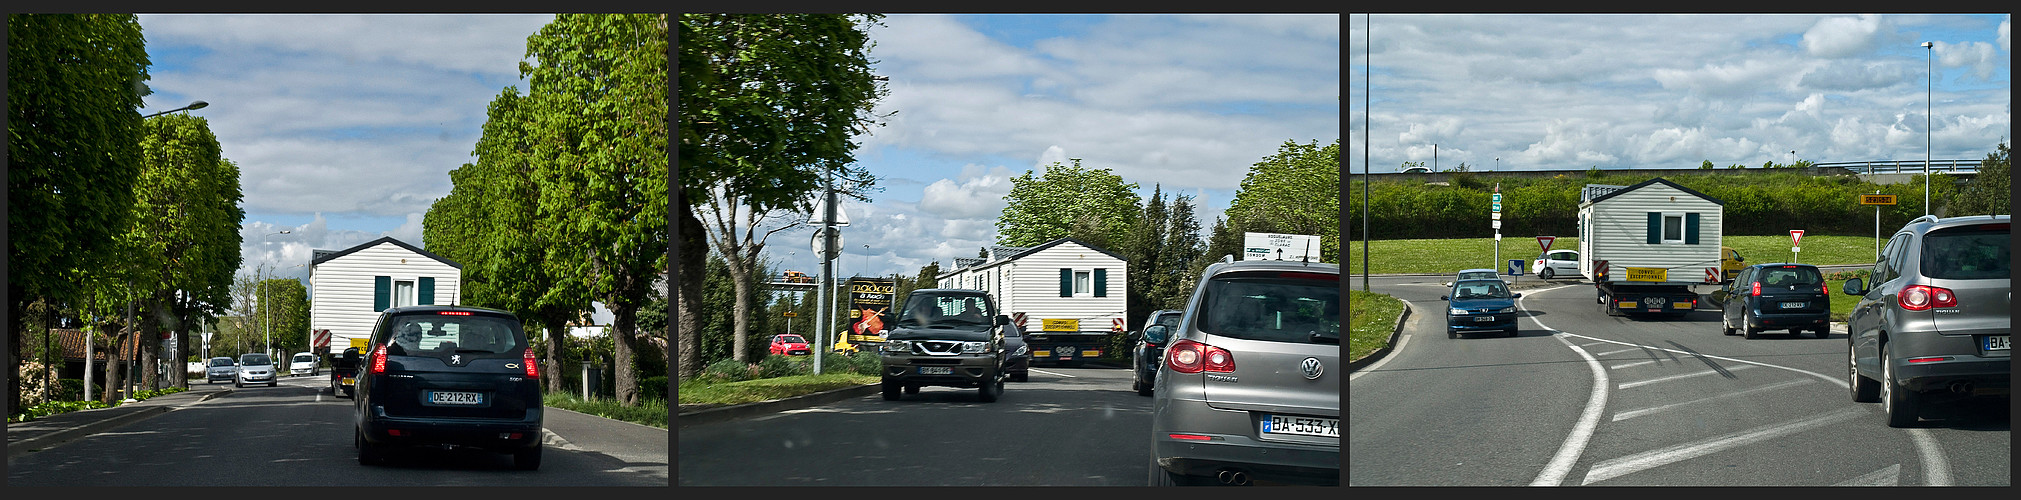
[676,383,882,428]
[1348,302,1411,373]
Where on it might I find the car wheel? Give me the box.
[882,380,900,401]
[1540,268,1554,280]
[1742,310,1760,339]
[341,387,354,398]
[1850,339,1880,403]
[1136,374,1154,397]
[356,429,386,466]
[1881,344,1921,428]
[978,372,1003,403]
[513,445,542,471]
[1447,329,1457,339]
[235,379,243,388]
[1149,457,1205,486]
[269,380,277,387]
[1011,371,1028,383]
[1813,327,1829,339]
[904,385,920,394]
[1720,313,1737,336]
[1506,327,1518,338]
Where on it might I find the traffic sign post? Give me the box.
[1790,230,1804,263]
[1492,186,1502,271]
[1861,192,1896,261]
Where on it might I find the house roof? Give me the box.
[1580,177,1724,207]
[44,328,142,362]
[938,237,1129,279]
[310,236,463,269]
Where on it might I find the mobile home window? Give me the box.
[394,280,417,307]
[1663,214,1684,243]
[1074,271,1090,295]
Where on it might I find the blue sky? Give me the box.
[1348,14,2010,174]
[759,14,1342,284]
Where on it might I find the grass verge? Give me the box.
[1349,290,1406,363]
[677,372,880,407]
[543,392,668,429]
[1346,234,1882,275]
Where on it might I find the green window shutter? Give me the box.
[419,277,435,305]
[1647,212,1661,244]
[1685,213,1701,244]
[1060,268,1073,297]
[1094,269,1108,297]
[373,276,390,312]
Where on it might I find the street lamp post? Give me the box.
[1790,150,1796,168]
[1923,41,1934,217]
[142,100,208,119]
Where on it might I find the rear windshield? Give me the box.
[1753,266,1822,286]
[210,358,235,367]
[1196,271,1339,344]
[382,313,526,355]
[239,354,271,365]
[293,354,316,363]
[1921,224,2010,280]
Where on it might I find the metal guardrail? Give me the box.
[1812,160,1980,174]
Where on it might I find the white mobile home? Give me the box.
[1576,177,1725,284]
[309,236,462,355]
[937,238,1128,364]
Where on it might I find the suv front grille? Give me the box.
[911,340,964,355]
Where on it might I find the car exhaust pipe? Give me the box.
[1948,381,1974,394]
[1216,468,1251,486]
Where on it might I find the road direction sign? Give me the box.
[1491,220,1501,229]
[1492,212,1501,220]
[1859,194,1897,205]
[1492,201,1502,212]
[1537,236,1556,252]
[1492,193,1502,203]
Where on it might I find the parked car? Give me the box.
[1720,246,1746,283]
[1532,250,1579,280]
[1710,263,1829,339]
[1443,279,1522,338]
[206,357,237,384]
[878,289,1012,402]
[1844,214,2010,427]
[289,351,319,376]
[1131,309,1186,396]
[1003,319,1030,383]
[1442,268,1503,287]
[768,334,812,356]
[236,353,278,387]
[1149,258,1338,486]
[354,305,544,470]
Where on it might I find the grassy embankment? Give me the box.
[1346,234,1884,363]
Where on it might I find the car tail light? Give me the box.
[1166,339,1234,374]
[1167,433,1215,441]
[1751,282,1761,296]
[523,348,540,378]
[1899,285,1957,311]
[1907,356,1952,364]
[370,344,388,374]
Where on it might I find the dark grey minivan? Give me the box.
[354,305,544,469]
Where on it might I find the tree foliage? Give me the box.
[1225,139,1341,263]
[128,113,245,389]
[1947,142,2010,217]
[996,159,1142,248]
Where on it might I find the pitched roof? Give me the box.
[310,236,462,268]
[1580,177,1724,206]
[938,237,1130,279]
[44,328,142,361]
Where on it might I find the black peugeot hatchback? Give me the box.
[354,305,544,470]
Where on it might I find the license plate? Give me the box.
[1673,302,1694,310]
[428,391,484,405]
[1619,301,1638,308]
[1986,335,2011,351]
[1780,302,1805,309]
[1474,316,1495,322]
[341,377,355,386]
[918,366,953,375]
[1261,414,1340,438]
[1032,350,1051,357]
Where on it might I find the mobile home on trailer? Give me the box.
[937,238,1128,365]
[1578,177,1724,316]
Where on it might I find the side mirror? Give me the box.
[994,314,1011,326]
[1440,295,1450,301]
[1511,293,1522,299]
[1842,278,1864,296]
[1736,256,1744,262]
[1143,325,1169,345]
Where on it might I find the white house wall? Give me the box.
[1578,183,1723,281]
[938,240,1127,334]
[309,243,462,350]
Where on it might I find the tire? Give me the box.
[236,379,243,388]
[1720,313,1737,336]
[269,380,278,387]
[1850,339,1880,403]
[341,387,354,398]
[1011,371,1028,383]
[1540,268,1555,280]
[882,380,901,401]
[1505,327,1518,338]
[356,429,386,466]
[904,385,920,394]
[1742,310,1760,339]
[513,445,542,471]
[978,372,1003,402]
[1136,374,1154,397]
[1150,457,1205,486]
[1814,327,1829,339]
[1881,345,1921,428]
[1447,329,1457,339]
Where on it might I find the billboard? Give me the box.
[1242,232,1322,262]
[846,277,897,342]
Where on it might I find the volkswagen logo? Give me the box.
[1300,357,1323,380]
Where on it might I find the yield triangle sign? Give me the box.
[1537,236,1556,252]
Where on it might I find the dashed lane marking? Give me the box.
[1611,379,1815,421]
[1616,364,1759,389]
[1579,407,1867,485]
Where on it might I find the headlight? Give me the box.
[961,341,988,354]
[1450,308,1467,315]
[1498,307,1517,314]
[881,340,911,353]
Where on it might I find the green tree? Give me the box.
[126,113,244,390]
[1701,160,1715,170]
[8,13,151,412]
[1226,139,1340,263]
[679,14,888,374]
[1947,142,2010,217]
[997,159,1142,248]
[522,14,668,406]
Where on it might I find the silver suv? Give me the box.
[1843,214,2010,427]
[1148,258,1338,486]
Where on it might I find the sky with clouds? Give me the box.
[135,13,555,296]
[761,13,1341,286]
[1348,14,2010,175]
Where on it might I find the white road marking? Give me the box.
[1607,360,1657,370]
[1592,348,1642,357]
[1834,464,1902,486]
[1521,287,1610,487]
[1029,369,1075,378]
[1616,364,1759,389]
[1580,407,1867,484]
[1611,379,1814,421]
[1909,429,1953,486]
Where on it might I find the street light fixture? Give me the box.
[142,100,208,119]
[1922,41,1934,217]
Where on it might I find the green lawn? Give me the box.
[1344,234,1882,275]
[1349,290,1405,362]
[677,372,880,406]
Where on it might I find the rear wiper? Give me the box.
[1310,331,1340,345]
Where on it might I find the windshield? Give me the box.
[1755,266,1822,286]
[1451,280,1512,299]
[778,335,805,344]
[895,292,995,327]
[385,314,525,355]
[240,354,271,366]
[1922,224,2009,280]
[1458,271,1498,281]
[210,358,234,367]
[1196,272,1339,344]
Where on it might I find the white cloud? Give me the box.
[917,165,1015,220]
[2000,18,2011,52]
[1935,41,2001,80]
[1801,14,1886,58]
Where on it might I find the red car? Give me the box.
[768,334,811,356]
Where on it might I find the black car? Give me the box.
[1710,263,1831,339]
[1003,320,1030,382]
[1131,309,1184,396]
[878,289,1012,402]
[354,305,544,470]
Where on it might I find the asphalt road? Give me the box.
[1348,275,2009,486]
[678,364,1153,486]
[6,374,668,486]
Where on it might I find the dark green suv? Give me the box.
[1843,214,2009,427]
[878,289,1012,402]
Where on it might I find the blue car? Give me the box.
[1443,279,1522,338]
